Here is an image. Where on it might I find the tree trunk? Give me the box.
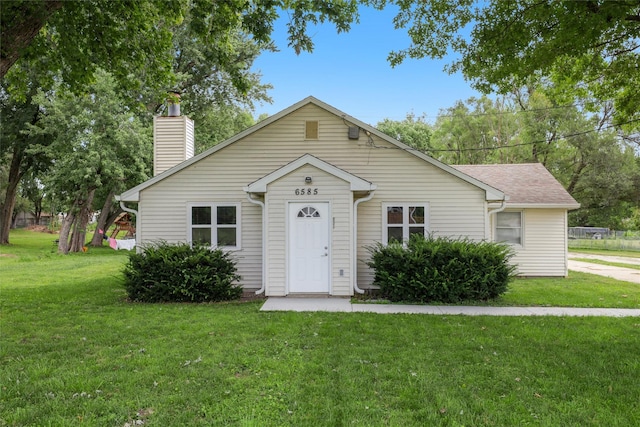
[567,160,587,194]
[0,146,26,244]
[58,212,75,254]
[69,189,95,252]
[90,189,118,246]
[33,195,43,225]
[0,1,64,78]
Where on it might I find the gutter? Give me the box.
[353,190,376,294]
[246,193,266,295]
[488,199,508,216]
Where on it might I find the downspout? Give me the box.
[353,190,376,294]
[487,198,508,241]
[115,196,140,249]
[246,192,266,295]
[118,200,139,218]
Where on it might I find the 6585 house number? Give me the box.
[294,188,318,195]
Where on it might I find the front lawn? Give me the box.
[1,229,639,425]
[503,273,640,308]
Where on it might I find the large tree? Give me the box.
[370,0,640,125]
[376,113,433,153]
[0,3,276,245]
[27,70,151,253]
[0,60,53,244]
[1,0,360,87]
[430,96,521,165]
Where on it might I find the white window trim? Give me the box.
[187,202,241,251]
[495,210,524,247]
[382,203,430,244]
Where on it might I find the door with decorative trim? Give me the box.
[288,202,330,293]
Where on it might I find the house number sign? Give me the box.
[294,188,319,195]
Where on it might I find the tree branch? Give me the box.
[1,0,64,78]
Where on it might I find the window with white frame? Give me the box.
[495,211,522,245]
[189,203,240,250]
[383,203,429,244]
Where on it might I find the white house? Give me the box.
[117,97,579,296]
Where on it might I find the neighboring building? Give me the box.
[13,211,54,228]
[117,97,579,296]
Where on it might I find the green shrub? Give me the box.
[367,235,516,303]
[123,242,242,303]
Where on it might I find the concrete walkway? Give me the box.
[260,297,640,317]
[261,253,640,317]
[568,252,640,283]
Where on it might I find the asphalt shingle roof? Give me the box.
[453,163,579,207]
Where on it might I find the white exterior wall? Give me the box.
[496,208,569,277]
[264,164,352,296]
[138,104,489,292]
[153,116,194,176]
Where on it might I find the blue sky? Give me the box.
[251,6,481,125]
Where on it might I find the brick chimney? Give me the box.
[153,93,194,176]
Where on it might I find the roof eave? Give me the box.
[244,153,376,193]
[116,96,506,201]
[506,203,581,210]
[117,191,139,203]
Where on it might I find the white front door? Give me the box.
[288,202,330,293]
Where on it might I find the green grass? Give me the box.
[569,248,640,258]
[2,229,640,425]
[502,273,639,308]
[571,257,640,271]
[569,238,640,252]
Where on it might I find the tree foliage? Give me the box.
[1,3,271,245]
[27,70,151,253]
[377,88,640,229]
[376,113,433,153]
[369,0,640,125]
[0,59,53,244]
[1,0,360,93]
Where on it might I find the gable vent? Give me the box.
[305,120,319,140]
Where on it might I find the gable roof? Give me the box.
[453,163,580,209]
[244,154,376,193]
[118,96,505,202]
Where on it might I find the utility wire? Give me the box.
[430,103,577,120]
[367,118,640,154]
[426,118,640,153]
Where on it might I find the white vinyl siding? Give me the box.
[137,103,490,292]
[153,116,194,176]
[497,209,569,276]
[265,164,352,296]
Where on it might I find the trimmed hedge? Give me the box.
[367,235,516,303]
[123,242,242,303]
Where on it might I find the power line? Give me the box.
[431,103,577,120]
[369,118,640,154]
[380,103,581,122]
[426,118,640,153]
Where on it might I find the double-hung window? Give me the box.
[495,211,522,245]
[383,203,429,244]
[189,203,240,250]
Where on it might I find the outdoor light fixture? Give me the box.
[305,176,312,184]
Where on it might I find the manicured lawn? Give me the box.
[503,273,640,308]
[2,230,640,425]
[572,257,640,271]
[570,248,640,258]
